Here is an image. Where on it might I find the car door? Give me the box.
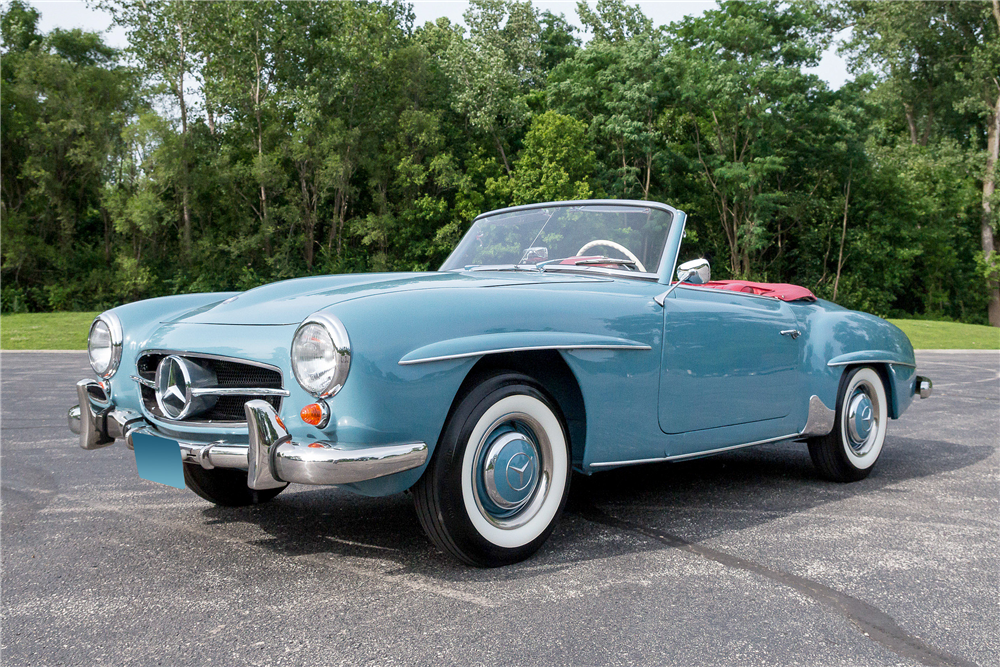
[657,285,801,440]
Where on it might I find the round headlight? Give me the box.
[88,312,123,378]
[291,313,351,398]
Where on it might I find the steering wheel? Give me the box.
[576,240,646,272]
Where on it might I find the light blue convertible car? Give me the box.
[69,200,932,566]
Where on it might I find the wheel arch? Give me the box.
[837,362,905,420]
[446,350,587,469]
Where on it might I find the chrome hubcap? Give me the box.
[472,412,552,528]
[845,383,879,456]
[482,430,539,512]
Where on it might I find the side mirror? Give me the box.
[654,257,712,306]
[677,258,710,285]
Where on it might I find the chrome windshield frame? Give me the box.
[440,199,685,284]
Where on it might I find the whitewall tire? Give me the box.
[413,372,571,566]
[808,366,889,482]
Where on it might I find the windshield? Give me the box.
[440,203,673,275]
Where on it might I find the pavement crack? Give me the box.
[575,505,978,667]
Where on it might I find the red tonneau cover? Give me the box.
[694,280,817,302]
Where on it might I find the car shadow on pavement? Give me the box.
[198,435,993,580]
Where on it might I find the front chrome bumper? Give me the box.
[916,376,933,399]
[69,379,428,490]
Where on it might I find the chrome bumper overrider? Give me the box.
[69,379,428,489]
[916,376,932,399]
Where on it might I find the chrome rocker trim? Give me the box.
[588,433,802,469]
[69,382,428,488]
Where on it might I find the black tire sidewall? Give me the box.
[183,463,286,506]
[428,372,571,566]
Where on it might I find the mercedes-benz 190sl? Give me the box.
[69,199,932,566]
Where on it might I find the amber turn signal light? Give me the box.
[300,402,330,428]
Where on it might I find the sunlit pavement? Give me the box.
[2,350,997,667]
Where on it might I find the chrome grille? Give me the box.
[136,352,284,424]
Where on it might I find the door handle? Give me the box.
[780,329,801,340]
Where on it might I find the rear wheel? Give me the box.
[808,366,888,482]
[414,372,571,566]
[183,464,286,507]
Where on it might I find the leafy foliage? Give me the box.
[1,0,996,325]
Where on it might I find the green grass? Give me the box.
[888,319,1000,350]
[1,312,99,350]
[0,312,997,351]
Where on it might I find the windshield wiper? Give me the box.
[570,257,637,268]
[464,264,536,273]
[532,256,636,273]
[538,256,637,271]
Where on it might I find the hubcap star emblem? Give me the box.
[506,452,534,492]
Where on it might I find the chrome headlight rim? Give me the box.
[88,311,123,379]
[291,312,351,398]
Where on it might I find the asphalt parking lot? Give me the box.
[1,350,997,667]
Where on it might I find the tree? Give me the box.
[98,0,202,257]
[841,0,1000,324]
[1,0,136,310]
[443,0,541,174]
[576,0,653,42]
[548,24,669,201]
[538,10,579,72]
[667,0,832,276]
[505,110,597,204]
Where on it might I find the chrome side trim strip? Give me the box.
[827,359,917,369]
[799,395,836,438]
[398,344,651,366]
[189,387,290,397]
[589,433,801,469]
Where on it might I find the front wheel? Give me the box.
[183,464,287,507]
[413,372,571,566]
[808,366,889,482]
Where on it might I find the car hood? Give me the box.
[167,271,609,326]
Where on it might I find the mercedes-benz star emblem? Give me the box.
[505,452,534,492]
[860,405,873,427]
[154,355,217,420]
[155,355,193,419]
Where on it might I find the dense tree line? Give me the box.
[2,0,998,325]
